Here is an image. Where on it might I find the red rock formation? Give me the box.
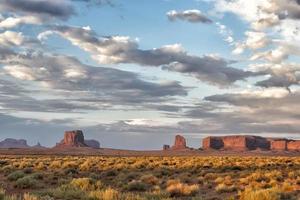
[203,135,271,151]
[56,130,88,148]
[172,135,187,150]
[222,136,249,150]
[163,145,170,150]
[270,140,287,151]
[202,137,223,150]
[287,141,300,151]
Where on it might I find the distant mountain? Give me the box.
[85,139,100,149]
[0,138,30,148]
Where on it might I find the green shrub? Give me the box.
[7,171,25,181]
[127,181,148,191]
[15,176,38,189]
[43,185,87,200]
[23,168,33,174]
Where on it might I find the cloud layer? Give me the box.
[167,10,212,23]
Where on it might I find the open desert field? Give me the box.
[0,155,299,200]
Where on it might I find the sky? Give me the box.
[1,0,300,150]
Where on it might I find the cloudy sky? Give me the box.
[1,0,300,149]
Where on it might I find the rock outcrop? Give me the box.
[203,135,270,151]
[203,135,300,151]
[56,130,88,148]
[84,139,100,149]
[202,137,223,150]
[32,142,47,149]
[172,135,187,150]
[0,138,30,148]
[163,145,170,150]
[270,140,288,151]
[287,141,300,151]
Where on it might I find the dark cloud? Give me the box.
[0,0,75,20]
[44,25,254,87]
[198,89,300,134]
[0,52,187,112]
[72,0,115,6]
[255,76,299,88]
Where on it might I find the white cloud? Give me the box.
[0,31,24,47]
[0,16,42,29]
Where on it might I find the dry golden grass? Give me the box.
[0,156,298,200]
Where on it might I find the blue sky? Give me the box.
[1,0,300,149]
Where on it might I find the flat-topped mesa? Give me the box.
[203,135,270,151]
[203,135,300,151]
[56,130,88,148]
[0,138,30,149]
[171,135,188,150]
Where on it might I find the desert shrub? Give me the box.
[64,168,78,175]
[70,178,101,191]
[49,161,61,169]
[104,170,117,177]
[30,172,43,180]
[281,182,294,192]
[0,161,8,167]
[166,180,199,197]
[35,162,45,170]
[1,165,13,174]
[239,187,280,200]
[89,188,119,200]
[140,174,159,185]
[43,184,86,200]
[79,159,95,171]
[7,171,25,181]
[127,181,148,191]
[215,183,237,193]
[62,161,77,169]
[23,168,33,174]
[0,187,5,200]
[23,193,39,200]
[3,195,18,200]
[123,172,139,181]
[15,176,38,189]
[214,177,224,184]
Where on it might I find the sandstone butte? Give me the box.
[202,135,300,151]
[171,135,188,150]
[55,130,100,148]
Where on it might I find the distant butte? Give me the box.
[55,130,100,149]
[163,135,190,150]
[202,135,300,151]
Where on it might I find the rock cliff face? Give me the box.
[172,135,187,150]
[222,136,249,150]
[202,137,224,150]
[203,135,300,151]
[84,140,100,149]
[0,138,29,148]
[56,130,88,148]
[203,135,270,150]
[270,140,287,151]
[287,141,300,151]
